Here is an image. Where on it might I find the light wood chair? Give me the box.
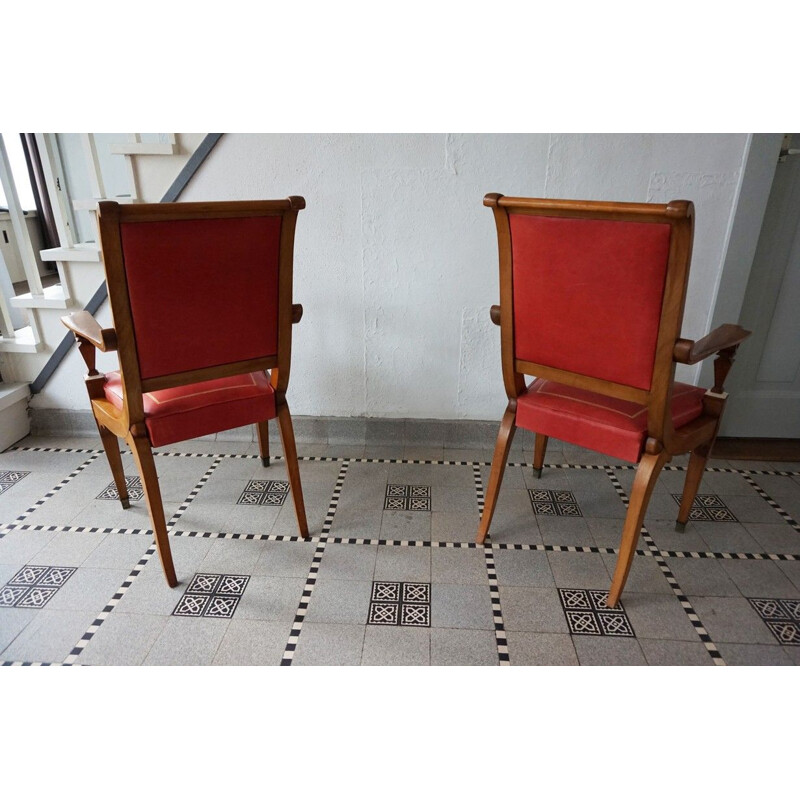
[62,198,309,586]
[477,194,751,607]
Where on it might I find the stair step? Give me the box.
[11,284,71,309]
[110,142,176,155]
[0,382,30,450]
[73,196,135,211]
[0,381,30,411]
[40,244,101,263]
[0,326,44,353]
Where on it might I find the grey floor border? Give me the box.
[603,467,726,666]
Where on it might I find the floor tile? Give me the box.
[382,509,432,541]
[621,593,698,641]
[718,559,799,598]
[573,635,647,665]
[1,608,100,663]
[638,638,715,666]
[212,619,293,665]
[600,553,673,595]
[500,586,570,633]
[252,540,317,578]
[45,568,129,611]
[304,577,372,625]
[0,607,37,653]
[317,543,377,581]
[547,551,612,589]
[505,631,578,665]
[663,556,741,597]
[431,548,488,585]
[716,642,796,666]
[292,623,365,666]
[374,546,431,582]
[76,613,168,665]
[493,549,555,588]
[143,616,230,665]
[430,512,477,543]
[361,625,430,665]
[688,596,778,645]
[431,583,494,630]
[430,628,498,666]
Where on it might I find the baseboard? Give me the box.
[27,408,508,449]
[26,409,797,462]
[713,437,800,462]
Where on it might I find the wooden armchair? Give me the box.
[62,199,309,586]
[477,194,750,607]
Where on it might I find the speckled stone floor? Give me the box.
[2,433,799,666]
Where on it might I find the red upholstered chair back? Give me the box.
[118,214,282,380]
[509,213,672,391]
[97,199,304,418]
[486,196,694,412]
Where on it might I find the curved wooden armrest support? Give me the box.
[673,324,751,365]
[61,311,118,352]
[490,305,501,326]
[291,304,303,324]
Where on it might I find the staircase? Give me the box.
[0,133,217,448]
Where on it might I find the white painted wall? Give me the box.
[181,133,750,420]
[33,133,753,421]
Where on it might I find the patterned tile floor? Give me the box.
[1,433,800,666]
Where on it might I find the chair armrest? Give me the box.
[673,324,751,365]
[291,304,303,324]
[61,311,118,352]
[490,305,501,326]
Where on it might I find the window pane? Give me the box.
[0,133,36,211]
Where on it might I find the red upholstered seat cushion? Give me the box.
[516,378,706,462]
[103,371,276,447]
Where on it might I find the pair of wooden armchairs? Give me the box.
[63,195,749,608]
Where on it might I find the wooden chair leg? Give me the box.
[533,433,548,479]
[96,423,129,509]
[256,419,270,467]
[127,432,178,587]
[477,404,517,545]
[607,450,668,608]
[276,402,308,538]
[676,445,710,532]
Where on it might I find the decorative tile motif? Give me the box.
[97,476,144,501]
[0,564,76,608]
[529,489,582,517]
[558,588,634,637]
[0,470,30,495]
[749,597,800,646]
[384,485,431,511]
[172,573,250,619]
[671,493,738,522]
[368,581,430,627]
[237,479,290,506]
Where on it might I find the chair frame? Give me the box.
[477,194,750,606]
[62,198,309,587]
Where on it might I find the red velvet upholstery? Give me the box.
[104,370,276,447]
[120,216,282,380]
[510,214,672,390]
[516,378,706,462]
